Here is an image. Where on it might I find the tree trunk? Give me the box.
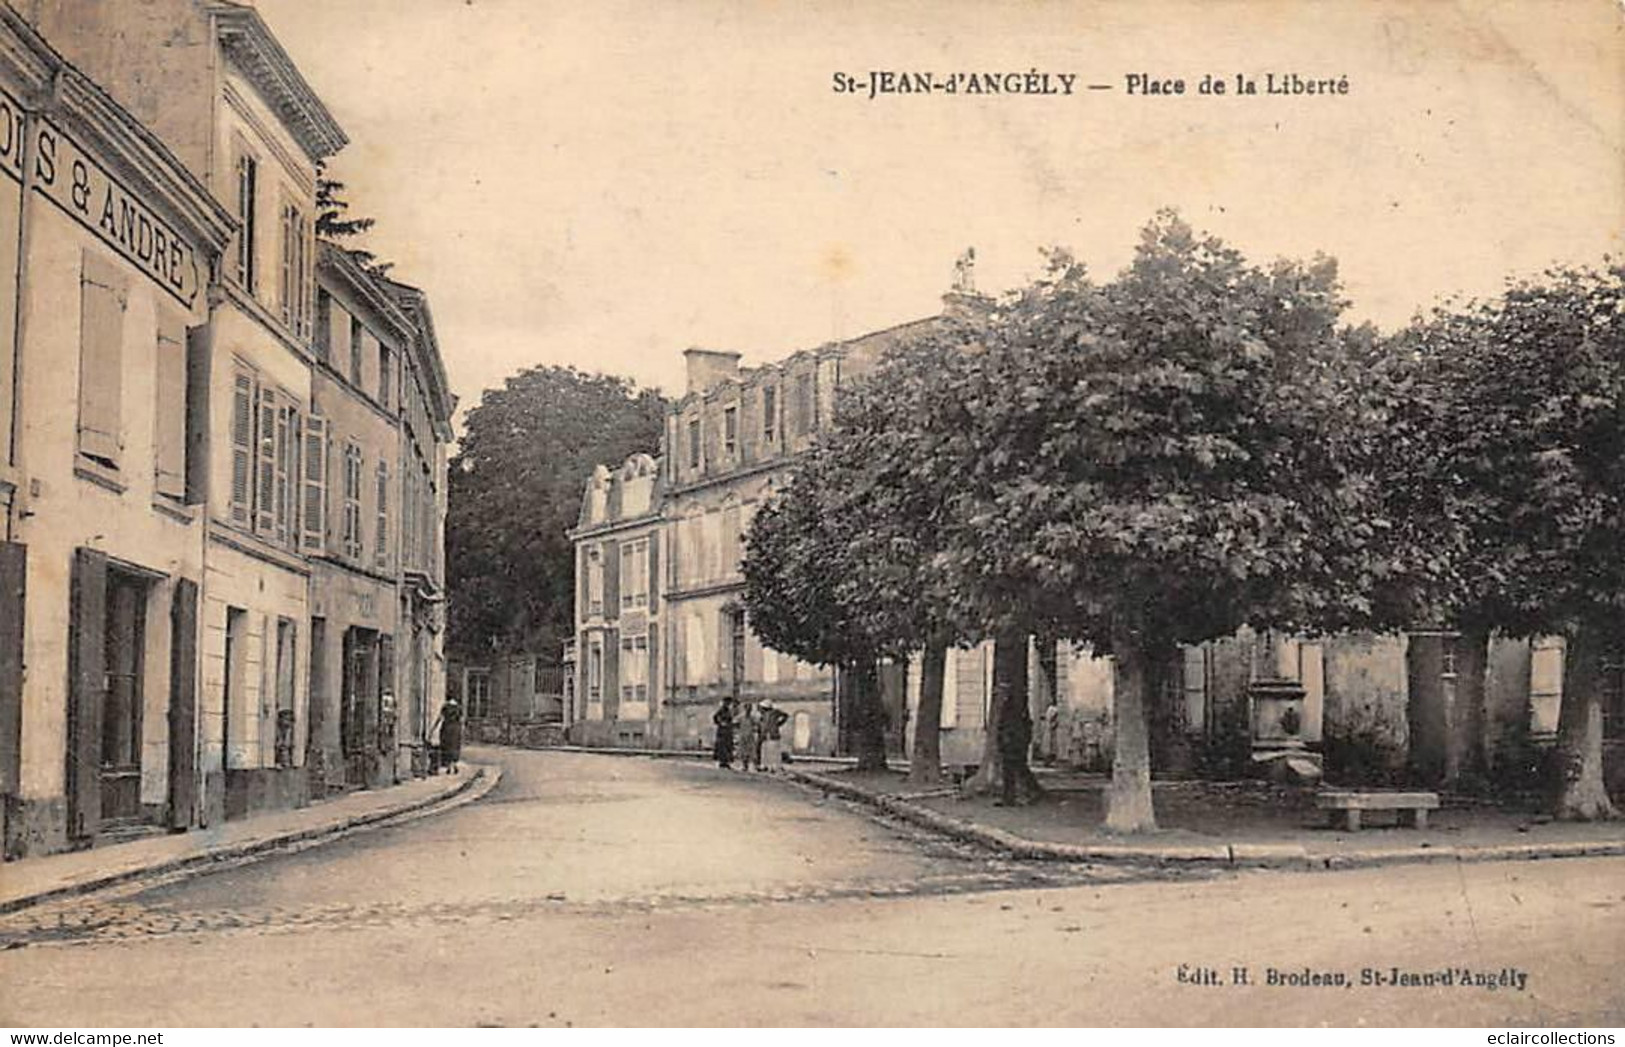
[848,658,889,773]
[1554,627,1618,821]
[909,638,948,785]
[965,628,1042,802]
[1106,626,1158,833]
[1450,625,1490,791]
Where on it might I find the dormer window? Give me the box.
[723,405,738,457]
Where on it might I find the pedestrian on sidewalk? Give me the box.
[739,701,763,771]
[759,699,789,771]
[713,697,738,769]
[433,698,465,775]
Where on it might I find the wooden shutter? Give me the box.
[67,547,108,841]
[603,629,620,720]
[273,400,293,544]
[602,538,620,617]
[255,385,277,534]
[230,370,254,524]
[167,577,198,829]
[153,310,187,498]
[647,535,660,607]
[184,324,212,505]
[302,414,327,552]
[648,627,660,707]
[0,543,24,803]
[375,460,389,568]
[78,253,126,467]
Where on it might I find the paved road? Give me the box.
[2,748,1622,1026]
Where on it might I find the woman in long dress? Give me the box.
[437,698,465,774]
[712,698,737,769]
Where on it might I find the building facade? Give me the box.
[571,299,973,755]
[2,2,454,859]
[0,6,234,855]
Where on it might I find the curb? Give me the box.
[505,744,912,772]
[0,764,501,916]
[782,768,1625,873]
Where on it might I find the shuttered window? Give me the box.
[235,154,257,292]
[78,252,127,469]
[255,385,276,534]
[302,413,327,552]
[230,369,254,525]
[278,201,309,336]
[374,460,389,569]
[342,443,363,561]
[153,309,187,499]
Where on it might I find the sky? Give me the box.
[253,0,1625,418]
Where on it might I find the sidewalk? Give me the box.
[783,766,1625,871]
[0,763,500,915]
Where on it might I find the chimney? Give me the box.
[683,348,742,396]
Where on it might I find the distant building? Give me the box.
[570,283,996,756]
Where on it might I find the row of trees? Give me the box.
[741,212,1622,831]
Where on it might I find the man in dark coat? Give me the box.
[436,698,465,775]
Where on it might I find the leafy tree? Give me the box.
[937,216,1387,831]
[741,442,890,770]
[316,160,392,277]
[1397,266,1623,818]
[447,367,666,662]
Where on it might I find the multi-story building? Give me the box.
[384,278,454,773]
[307,244,411,791]
[571,454,664,747]
[571,287,992,755]
[1,2,456,859]
[0,7,234,856]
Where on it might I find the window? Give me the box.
[342,442,364,561]
[375,460,390,569]
[379,344,393,411]
[586,545,604,616]
[687,418,701,470]
[723,405,738,457]
[301,412,327,553]
[620,539,649,609]
[77,252,127,470]
[314,291,332,361]
[153,309,187,499]
[762,385,777,443]
[794,372,814,436]
[235,153,257,291]
[587,640,603,703]
[230,364,304,551]
[620,635,649,701]
[349,316,364,387]
[274,618,297,768]
[466,671,491,720]
[278,201,310,336]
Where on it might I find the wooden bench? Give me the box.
[1316,790,1440,831]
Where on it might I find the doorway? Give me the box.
[99,569,148,826]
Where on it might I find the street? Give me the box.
[2,748,1622,1027]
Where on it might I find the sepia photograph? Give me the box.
[0,0,1622,1032]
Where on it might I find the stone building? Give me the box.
[571,289,989,754]
[1,2,455,858]
[307,243,413,792]
[0,6,234,855]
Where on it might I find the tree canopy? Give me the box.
[447,366,667,661]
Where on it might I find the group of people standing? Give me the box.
[712,697,789,771]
